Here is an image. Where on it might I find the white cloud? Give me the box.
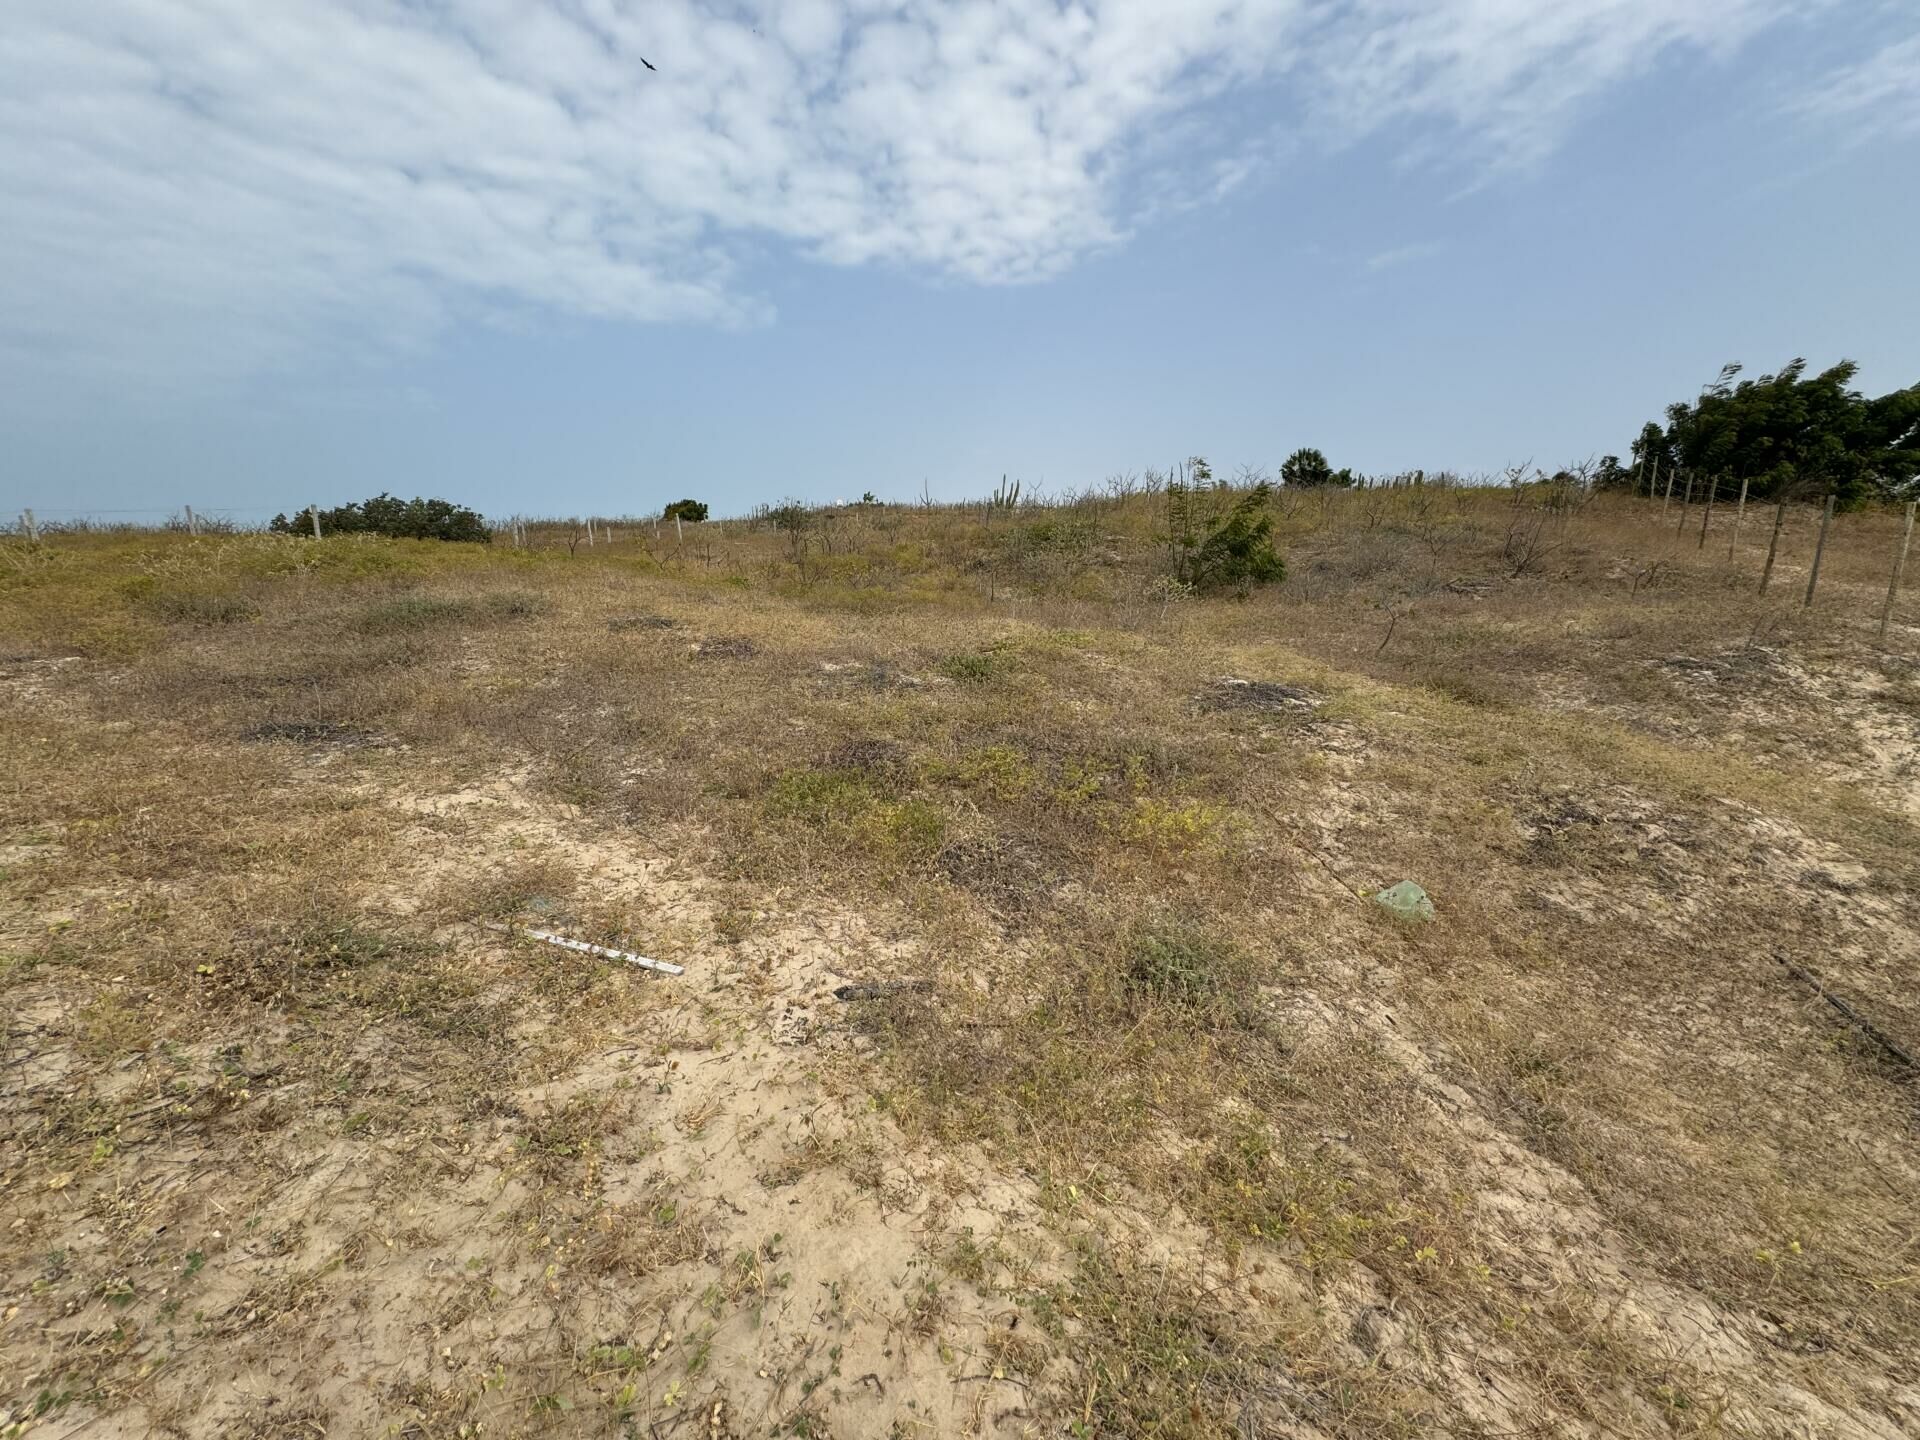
[0,1,1845,393]
[1792,31,1920,144]
[1304,0,1813,168]
[1364,241,1441,272]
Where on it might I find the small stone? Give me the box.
[1373,881,1434,922]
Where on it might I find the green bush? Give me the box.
[662,498,709,522]
[1183,484,1285,593]
[769,767,874,823]
[1280,448,1352,488]
[937,649,1011,684]
[767,766,945,861]
[1122,921,1260,1029]
[1126,923,1235,1004]
[271,494,491,543]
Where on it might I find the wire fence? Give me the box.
[5,504,281,539]
[2,502,731,548]
[7,489,1918,644]
[2,504,707,540]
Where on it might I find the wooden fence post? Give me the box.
[1760,496,1788,594]
[1674,471,1694,537]
[1660,461,1672,514]
[675,515,683,543]
[1803,493,1835,608]
[311,504,322,540]
[1697,474,1717,548]
[184,505,199,536]
[1727,477,1748,561]
[1880,501,1917,643]
[22,509,38,542]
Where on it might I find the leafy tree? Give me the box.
[1592,455,1630,490]
[1638,360,1919,506]
[1629,423,1671,491]
[1280,448,1349,488]
[662,498,709,522]
[269,494,490,542]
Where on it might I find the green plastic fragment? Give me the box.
[1373,881,1434,921]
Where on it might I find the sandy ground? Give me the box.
[6,558,1920,1437]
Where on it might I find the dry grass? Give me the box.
[3,485,1918,1437]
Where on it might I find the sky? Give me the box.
[2,1,1917,524]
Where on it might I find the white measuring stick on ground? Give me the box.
[484,922,684,975]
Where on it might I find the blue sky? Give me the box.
[3,1,1917,523]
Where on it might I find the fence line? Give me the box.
[7,488,1919,643]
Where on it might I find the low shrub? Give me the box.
[271,494,491,543]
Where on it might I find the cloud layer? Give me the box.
[0,0,1857,390]
[1793,30,1920,144]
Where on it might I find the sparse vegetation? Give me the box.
[4,478,1919,1438]
[356,588,545,632]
